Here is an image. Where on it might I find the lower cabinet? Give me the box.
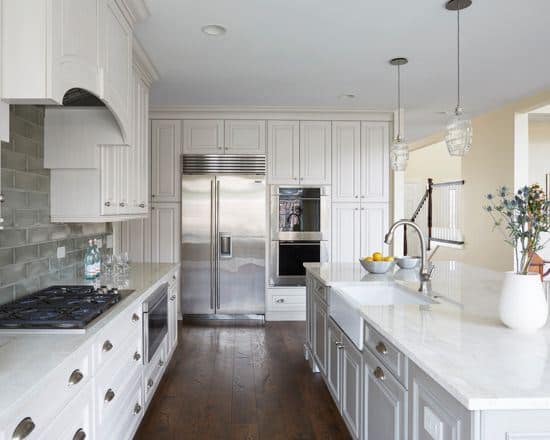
[151,203,181,263]
[167,271,179,354]
[363,346,406,440]
[341,334,363,439]
[326,318,343,402]
[312,292,328,375]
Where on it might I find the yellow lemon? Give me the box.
[372,252,383,262]
[365,257,373,262]
[383,256,394,262]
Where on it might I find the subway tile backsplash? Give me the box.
[0,105,111,305]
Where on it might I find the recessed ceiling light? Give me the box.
[201,25,227,36]
[339,93,356,100]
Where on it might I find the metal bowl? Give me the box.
[395,256,421,270]
[359,259,394,274]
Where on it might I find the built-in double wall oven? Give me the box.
[269,186,330,286]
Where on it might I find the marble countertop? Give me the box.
[0,263,179,417]
[304,261,550,411]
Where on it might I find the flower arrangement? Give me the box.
[484,184,550,275]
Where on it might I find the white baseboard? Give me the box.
[265,310,306,321]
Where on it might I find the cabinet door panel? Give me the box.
[267,120,299,184]
[341,335,362,439]
[313,296,327,376]
[151,203,180,263]
[299,121,331,185]
[224,120,266,154]
[332,121,361,203]
[100,147,118,215]
[364,346,406,440]
[183,120,224,154]
[331,203,361,262]
[138,85,150,211]
[151,120,182,202]
[120,217,151,263]
[360,122,390,202]
[360,203,389,258]
[102,0,132,139]
[327,318,343,404]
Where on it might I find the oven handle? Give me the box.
[142,311,149,364]
[278,242,321,246]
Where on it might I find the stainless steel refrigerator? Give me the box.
[180,156,266,317]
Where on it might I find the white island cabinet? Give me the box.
[305,262,550,440]
[0,264,180,440]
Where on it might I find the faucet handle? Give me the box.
[427,263,436,277]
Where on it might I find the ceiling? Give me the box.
[135,0,550,141]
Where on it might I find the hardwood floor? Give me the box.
[135,320,351,440]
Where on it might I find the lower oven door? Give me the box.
[143,285,168,363]
[269,241,328,287]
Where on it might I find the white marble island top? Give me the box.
[304,261,550,411]
[0,263,178,417]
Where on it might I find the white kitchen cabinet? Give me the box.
[359,203,390,258]
[224,120,266,154]
[267,120,300,184]
[299,121,331,185]
[364,346,406,440]
[100,145,130,216]
[327,317,343,404]
[332,121,361,202]
[151,203,181,263]
[167,272,179,355]
[341,334,363,440]
[331,203,362,263]
[101,0,132,140]
[312,290,328,376]
[151,120,182,202]
[120,217,152,263]
[360,122,390,202]
[183,120,224,154]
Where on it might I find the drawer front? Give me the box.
[93,302,142,372]
[0,343,92,440]
[364,323,407,387]
[311,275,328,304]
[267,290,306,311]
[38,381,94,440]
[144,336,168,405]
[95,330,143,430]
[98,368,144,440]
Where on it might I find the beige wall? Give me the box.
[528,119,550,188]
[411,90,550,271]
[406,141,462,183]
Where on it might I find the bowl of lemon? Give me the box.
[359,252,395,274]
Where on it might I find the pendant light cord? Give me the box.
[457,6,461,111]
[397,64,401,139]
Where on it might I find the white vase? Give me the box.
[499,272,548,331]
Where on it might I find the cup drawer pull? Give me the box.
[275,298,285,303]
[134,403,142,414]
[104,388,115,402]
[73,428,86,440]
[375,341,387,355]
[132,313,140,322]
[374,366,385,381]
[68,369,84,386]
[102,340,113,352]
[12,417,35,440]
[133,351,141,361]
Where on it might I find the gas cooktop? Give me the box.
[0,285,131,333]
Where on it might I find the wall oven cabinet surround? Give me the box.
[0,0,140,141]
[183,119,266,154]
[270,240,329,287]
[267,120,331,185]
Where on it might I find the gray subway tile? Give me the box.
[2,149,26,171]
[12,132,39,156]
[28,227,51,244]
[14,171,37,191]
[27,155,47,175]
[50,225,70,240]
[37,210,50,225]
[1,168,14,188]
[2,190,27,209]
[39,242,57,258]
[0,229,26,247]
[14,209,37,227]
[14,278,40,299]
[0,249,14,267]
[28,192,48,209]
[1,207,13,227]
[0,286,14,305]
[26,258,50,278]
[14,245,38,264]
[0,263,26,286]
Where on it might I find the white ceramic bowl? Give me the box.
[395,256,420,270]
[359,259,394,274]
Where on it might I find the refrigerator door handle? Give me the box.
[215,179,221,310]
[219,233,232,258]
[210,179,215,310]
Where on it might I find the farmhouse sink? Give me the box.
[329,283,436,349]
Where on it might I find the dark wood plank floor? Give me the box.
[135,320,351,440]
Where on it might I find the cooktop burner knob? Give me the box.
[112,288,119,294]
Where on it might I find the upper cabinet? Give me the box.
[1,0,134,140]
[360,121,390,202]
[183,119,266,155]
[332,122,361,202]
[151,120,182,202]
[267,120,331,185]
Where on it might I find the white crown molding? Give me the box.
[115,0,150,28]
[133,37,160,86]
[149,105,394,121]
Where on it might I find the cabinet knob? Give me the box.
[12,417,35,440]
[375,341,387,355]
[104,388,115,402]
[134,403,142,415]
[275,298,285,303]
[119,202,126,207]
[68,369,84,386]
[102,340,113,352]
[170,295,176,301]
[159,359,164,367]
[104,201,111,207]
[72,428,86,440]
[132,313,140,322]
[133,351,141,361]
[373,366,385,381]
[0,193,5,203]
[336,342,344,350]
[354,195,358,198]
[139,203,145,208]
[147,378,154,388]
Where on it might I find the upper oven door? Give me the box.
[270,186,329,241]
[144,284,168,363]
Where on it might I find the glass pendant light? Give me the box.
[445,0,473,156]
[390,57,409,171]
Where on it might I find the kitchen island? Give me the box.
[304,261,550,440]
[0,263,179,440]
